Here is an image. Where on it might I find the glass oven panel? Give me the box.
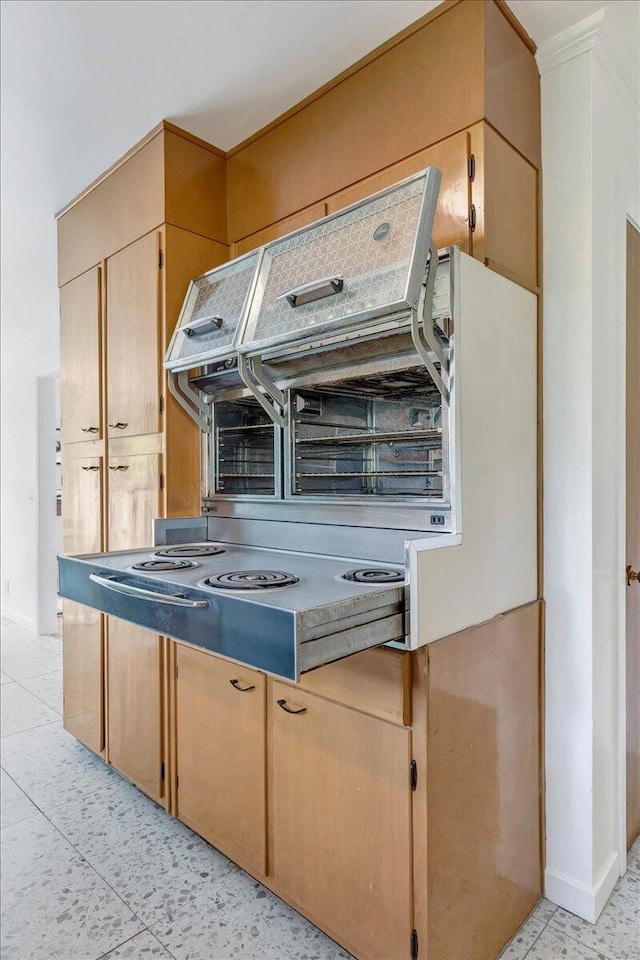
[213,399,279,498]
[290,368,446,501]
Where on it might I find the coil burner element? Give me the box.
[201,570,299,590]
[342,568,404,584]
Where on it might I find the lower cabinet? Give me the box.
[269,681,413,960]
[62,600,103,754]
[175,644,266,875]
[107,619,165,804]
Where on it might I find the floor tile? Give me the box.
[99,930,174,959]
[0,721,117,812]
[526,924,614,960]
[549,871,640,960]
[0,769,39,828]
[628,836,640,876]
[1,681,59,737]
[47,775,241,927]
[530,898,558,923]
[150,872,353,960]
[0,812,144,960]
[0,671,12,684]
[498,917,546,960]
[0,632,62,680]
[18,670,63,714]
[30,632,63,656]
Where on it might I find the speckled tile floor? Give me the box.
[1,615,638,960]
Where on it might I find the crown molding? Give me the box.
[536,8,605,76]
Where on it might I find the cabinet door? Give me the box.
[60,267,102,443]
[107,453,160,551]
[175,645,266,873]
[61,455,104,753]
[106,231,161,439]
[107,619,164,803]
[270,683,413,960]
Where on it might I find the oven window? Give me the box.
[214,400,278,497]
[290,368,445,500]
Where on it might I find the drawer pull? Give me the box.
[277,698,306,715]
[230,678,256,693]
[89,573,209,608]
[108,464,129,471]
[80,426,99,434]
[81,465,100,472]
[108,421,128,430]
[278,275,344,308]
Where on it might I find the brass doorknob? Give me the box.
[626,566,639,586]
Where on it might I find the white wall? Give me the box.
[539,3,640,922]
[1,320,60,630]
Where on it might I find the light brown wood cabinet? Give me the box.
[107,620,165,803]
[269,682,413,960]
[60,267,102,444]
[106,232,161,440]
[175,644,266,874]
[106,452,161,552]
[61,455,104,753]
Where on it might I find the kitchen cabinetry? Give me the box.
[60,267,102,444]
[107,620,164,803]
[106,232,161,440]
[107,452,161,551]
[269,682,413,960]
[61,455,104,753]
[175,644,266,874]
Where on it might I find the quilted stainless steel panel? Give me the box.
[240,168,440,358]
[165,250,260,373]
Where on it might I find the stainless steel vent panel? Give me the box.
[165,251,260,373]
[241,170,439,357]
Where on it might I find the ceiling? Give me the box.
[0,0,616,348]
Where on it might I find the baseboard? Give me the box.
[0,606,36,633]
[544,851,620,922]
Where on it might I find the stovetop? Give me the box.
[91,541,406,615]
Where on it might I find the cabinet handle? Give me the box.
[108,421,128,429]
[108,465,129,471]
[278,275,344,308]
[277,698,306,715]
[81,465,100,471]
[80,426,99,434]
[230,678,256,693]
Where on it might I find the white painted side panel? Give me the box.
[410,252,537,646]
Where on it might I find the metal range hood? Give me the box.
[166,167,446,429]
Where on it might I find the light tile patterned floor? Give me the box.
[0,615,638,960]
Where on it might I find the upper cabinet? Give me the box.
[106,232,161,440]
[60,266,102,444]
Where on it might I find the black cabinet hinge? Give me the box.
[158,249,164,269]
[410,759,417,791]
[159,473,165,491]
[469,204,476,232]
[468,153,476,181]
[159,395,164,414]
[160,762,165,781]
[411,928,419,960]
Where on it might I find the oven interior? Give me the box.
[207,362,448,507]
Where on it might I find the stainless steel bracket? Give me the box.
[411,242,450,406]
[238,354,286,428]
[167,371,211,432]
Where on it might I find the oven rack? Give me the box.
[295,428,442,446]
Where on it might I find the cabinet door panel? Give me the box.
[60,268,102,443]
[270,683,413,960]
[107,619,163,802]
[107,453,160,551]
[61,455,104,753]
[106,231,160,439]
[176,645,266,874]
